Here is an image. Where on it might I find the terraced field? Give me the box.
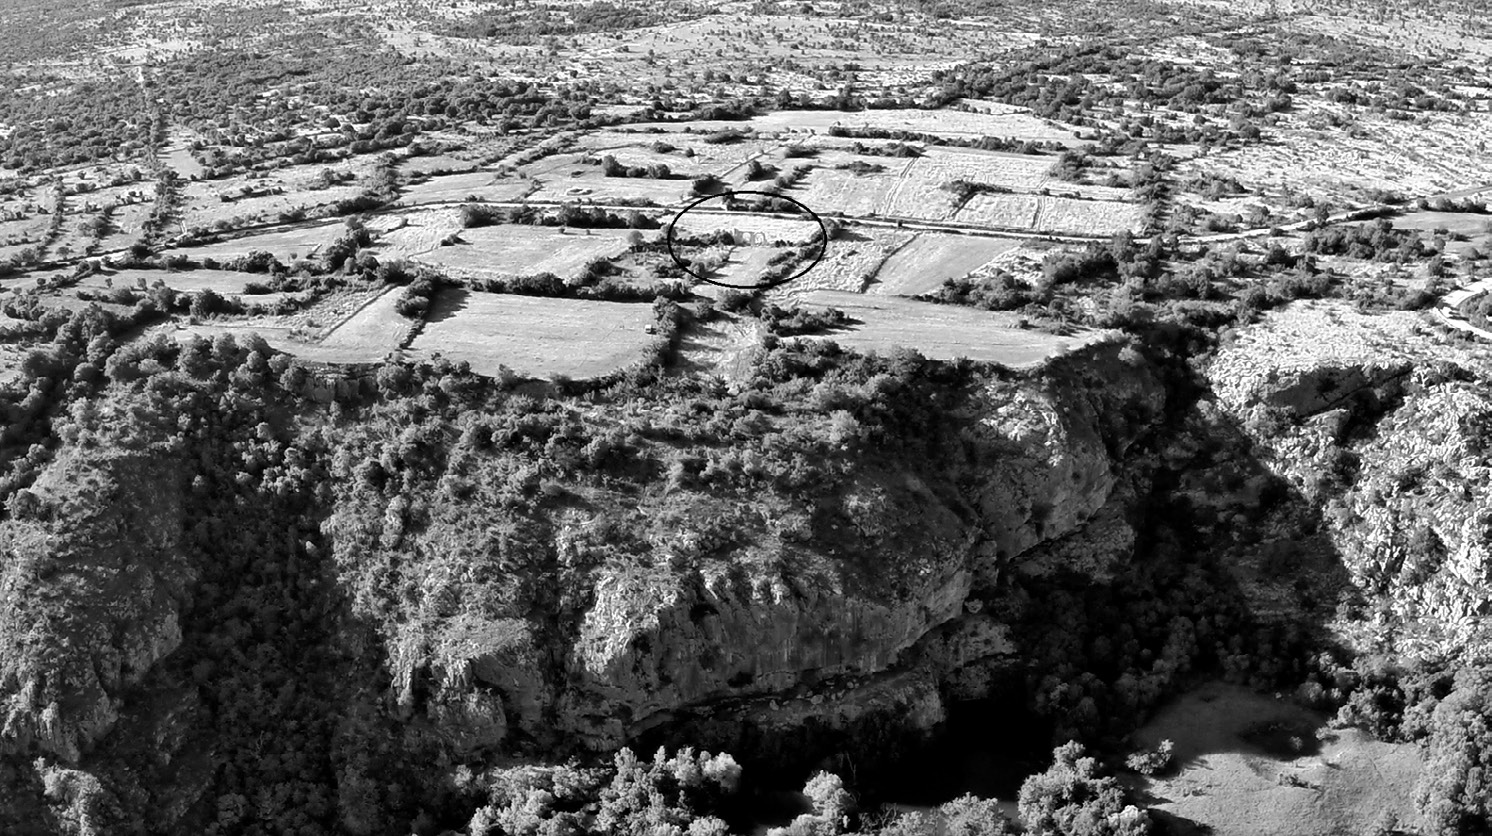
[793,290,1104,366]
[407,289,660,379]
[869,234,1025,296]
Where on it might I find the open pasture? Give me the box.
[165,222,350,262]
[567,132,785,183]
[66,182,151,213]
[670,212,820,245]
[161,128,206,180]
[371,208,465,259]
[409,225,632,280]
[1129,681,1424,836]
[92,203,151,253]
[164,322,390,365]
[955,193,1145,235]
[164,285,396,352]
[0,216,49,261]
[76,268,272,295]
[708,247,781,289]
[842,164,956,222]
[573,144,684,173]
[792,161,917,219]
[793,147,1133,227]
[317,286,414,356]
[792,290,1099,367]
[868,233,1025,296]
[747,108,1084,144]
[400,170,532,205]
[398,152,483,177]
[1386,210,1492,236]
[772,227,917,295]
[409,289,658,379]
[526,173,689,205]
[186,183,368,231]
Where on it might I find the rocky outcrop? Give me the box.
[561,549,973,747]
[0,449,191,763]
[400,340,1168,756]
[1208,301,1492,657]
[0,335,1172,821]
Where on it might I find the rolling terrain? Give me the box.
[2,1,1492,835]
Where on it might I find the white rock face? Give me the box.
[1210,300,1492,657]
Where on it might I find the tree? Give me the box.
[1416,667,1492,835]
[691,174,726,196]
[1019,742,1151,836]
[940,794,1018,836]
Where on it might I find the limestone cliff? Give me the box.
[0,449,191,764]
[1208,300,1492,657]
[367,340,1170,760]
[0,336,1173,825]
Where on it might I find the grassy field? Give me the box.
[1385,210,1492,235]
[747,108,1083,144]
[370,208,465,259]
[93,203,151,253]
[1128,681,1425,836]
[408,289,658,379]
[159,282,403,364]
[317,286,413,356]
[164,322,391,365]
[955,193,1145,235]
[789,147,1135,229]
[791,290,1099,367]
[161,128,205,180]
[774,227,916,295]
[671,213,821,244]
[709,247,780,288]
[410,225,633,280]
[558,134,784,189]
[164,221,353,262]
[76,268,270,294]
[177,176,364,232]
[527,173,689,205]
[793,162,917,220]
[400,170,532,205]
[869,233,1024,296]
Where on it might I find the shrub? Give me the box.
[1124,740,1175,776]
[1019,742,1152,836]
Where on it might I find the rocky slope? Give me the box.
[0,447,192,764]
[1207,300,1492,657]
[0,335,1175,827]
[315,340,1174,777]
[17,308,1489,830]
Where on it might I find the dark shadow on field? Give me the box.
[423,285,470,325]
[1149,809,1216,836]
[834,229,874,243]
[1237,717,1326,760]
[805,315,863,335]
